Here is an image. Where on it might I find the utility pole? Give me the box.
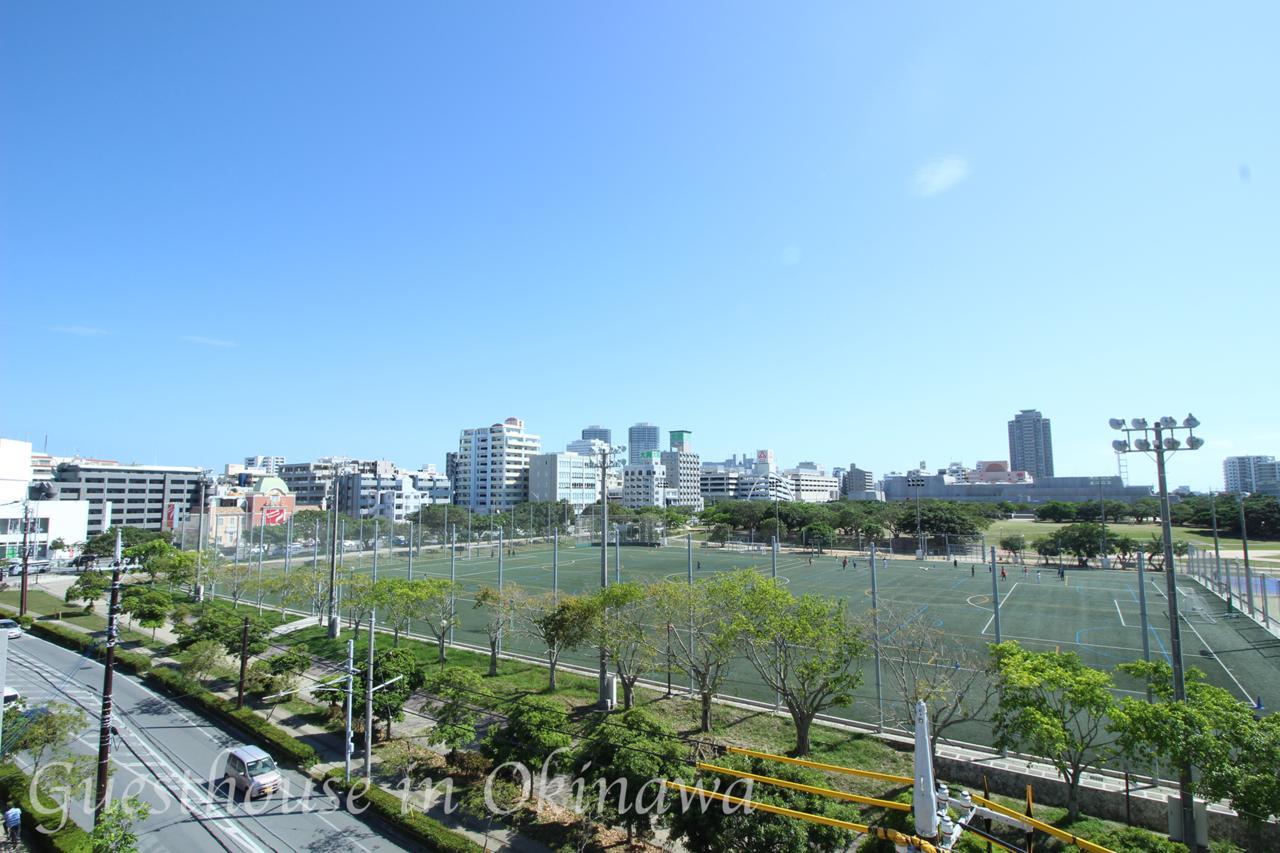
[1238,494,1255,617]
[19,501,31,617]
[327,478,341,638]
[587,442,624,709]
[365,606,375,778]
[344,639,355,781]
[236,616,250,709]
[94,530,124,827]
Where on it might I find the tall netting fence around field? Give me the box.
[175,516,1280,753]
[1185,544,1277,632]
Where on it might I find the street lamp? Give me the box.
[1110,413,1204,849]
[906,476,925,559]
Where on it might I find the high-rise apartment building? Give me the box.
[1008,409,1054,479]
[628,423,660,465]
[581,425,612,444]
[661,430,703,511]
[244,455,286,475]
[454,417,541,514]
[622,451,667,508]
[1223,456,1280,495]
[529,452,600,510]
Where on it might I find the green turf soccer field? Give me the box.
[247,539,1280,747]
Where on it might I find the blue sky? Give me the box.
[2,3,1276,490]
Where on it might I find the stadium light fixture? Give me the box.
[1109,418,1126,430]
[1108,413,1204,846]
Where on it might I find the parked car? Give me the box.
[0,619,22,640]
[223,745,281,798]
[3,687,20,705]
[6,561,52,576]
[70,554,99,569]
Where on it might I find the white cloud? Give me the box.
[913,155,971,197]
[182,335,236,348]
[780,244,802,266]
[47,325,110,336]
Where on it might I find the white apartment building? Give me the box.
[244,455,286,475]
[454,417,542,514]
[786,467,841,503]
[622,453,667,508]
[1,439,90,559]
[699,468,794,503]
[566,438,621,491]
[1223,455,1280,496]
[529,452,599,511]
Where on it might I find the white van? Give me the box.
[223,745,281,798]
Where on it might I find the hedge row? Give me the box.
[322,769,482,853]
[0,763,92,853]
[143,667,320,769]
[24,620,153,676]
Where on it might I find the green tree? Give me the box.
[668,753,860,853]
[1052,522,1107,566]
[83,526,166,558]
[339,573,377,644]
[358,646,426,740]
[801,522,837,554]
[483,694,572,773]
[1034,501,1076,523]
[152,548,197,589]
[124,539,176,581]
[989,642,1116,820]
[174,607,271,656]
[65,571,111,612]
[708,523,731,545]
[425,665,482,748]
[520,593,595,691]
[590,582,658,710]
[90,795,152,853]
[655,574,745,732]
[209,557,255,608]
[1111,535,1140,569]
[375,578,419,647]
[1032,536,1062,565]
[998,534,1027,562]
[3,701,89,773]
[571,708,686,844]
[1130,497,1161,524]
[120,586,173,639]
[474,583,522,676]
[405,578,457,666]
[181,639,225,681]
[737,575,866,755]
[1112,660,1280,843]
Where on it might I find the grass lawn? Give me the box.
[984,517,1278,553]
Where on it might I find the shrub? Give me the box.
[0,762,93,852]
[322,769,481,853]
[444,748,491,781]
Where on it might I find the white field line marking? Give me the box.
[1115,599,1128,628]
[981,582,1019,635]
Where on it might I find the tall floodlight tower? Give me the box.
[1110,415,1205,850]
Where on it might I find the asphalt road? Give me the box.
[5,633,415,853]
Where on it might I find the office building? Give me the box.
[1223,456,1280,496]
[628,423,660,465]
[622,451,667,508]
[244,455,286,475]
[45,456,205,536]
[581,425,611,444]
[842,464,876,499]
[882,472,1149,505]
[699,468,794,503]
[454,417,541,514]
[1008,409,1054,479]
[661,430,703,511]
[529,452,600,511]
[785,463,841,503]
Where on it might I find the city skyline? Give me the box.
[11,404,1271,492]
